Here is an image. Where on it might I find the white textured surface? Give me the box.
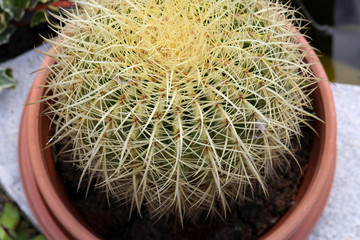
[0,46,48,226]
[1,48,360,239]
[308,83,360,240]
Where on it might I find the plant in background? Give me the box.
[0,68,15,92]
[42,0,319,224]
[0,201,46,240]
[0,0,24,45]
[0,0,71,92]
[0,0,66,45]
[1,0,45,45]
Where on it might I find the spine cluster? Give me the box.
[43,0,318,222]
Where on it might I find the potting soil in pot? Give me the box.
[55,126,313,240]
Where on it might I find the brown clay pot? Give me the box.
[258,34,337,240]
[18,35,336,240]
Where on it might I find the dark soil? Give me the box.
[56,127,312,240]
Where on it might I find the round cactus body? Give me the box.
[44,0,318,221]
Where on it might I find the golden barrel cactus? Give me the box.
[43,0,318,222]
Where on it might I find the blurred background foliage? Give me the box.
[1,0,360,89]
[284,0,360,85]
[0,188,46,240]
[0,0,58,45]
[0,0,69,91]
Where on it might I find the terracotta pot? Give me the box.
[18,57,99,240]
[18,35,336,239]
[258,35,337,239]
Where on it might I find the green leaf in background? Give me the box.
[0,23,14,44]
[15,220,33,240]
[0,0,25,21]
[0,67,16,92]
[0,202,20,240]
[29,0,40,9]
[0,10,9,34]
[16,220,47,240]
[29,0,54,10]
[0,202,47,240]
[5,0,31,9]
[30,235,47,240]
[30,9,46,27]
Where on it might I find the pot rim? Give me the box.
[19,34,337,240]
[260,34,337,239]
[23,57,100,239]
[18,104,73,240]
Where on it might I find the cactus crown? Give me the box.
[43,0,318,222]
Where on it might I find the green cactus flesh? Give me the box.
[43,0,319,221]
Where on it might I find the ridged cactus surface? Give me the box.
[43,0,318,221]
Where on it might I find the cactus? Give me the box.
[42,0,319,222]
